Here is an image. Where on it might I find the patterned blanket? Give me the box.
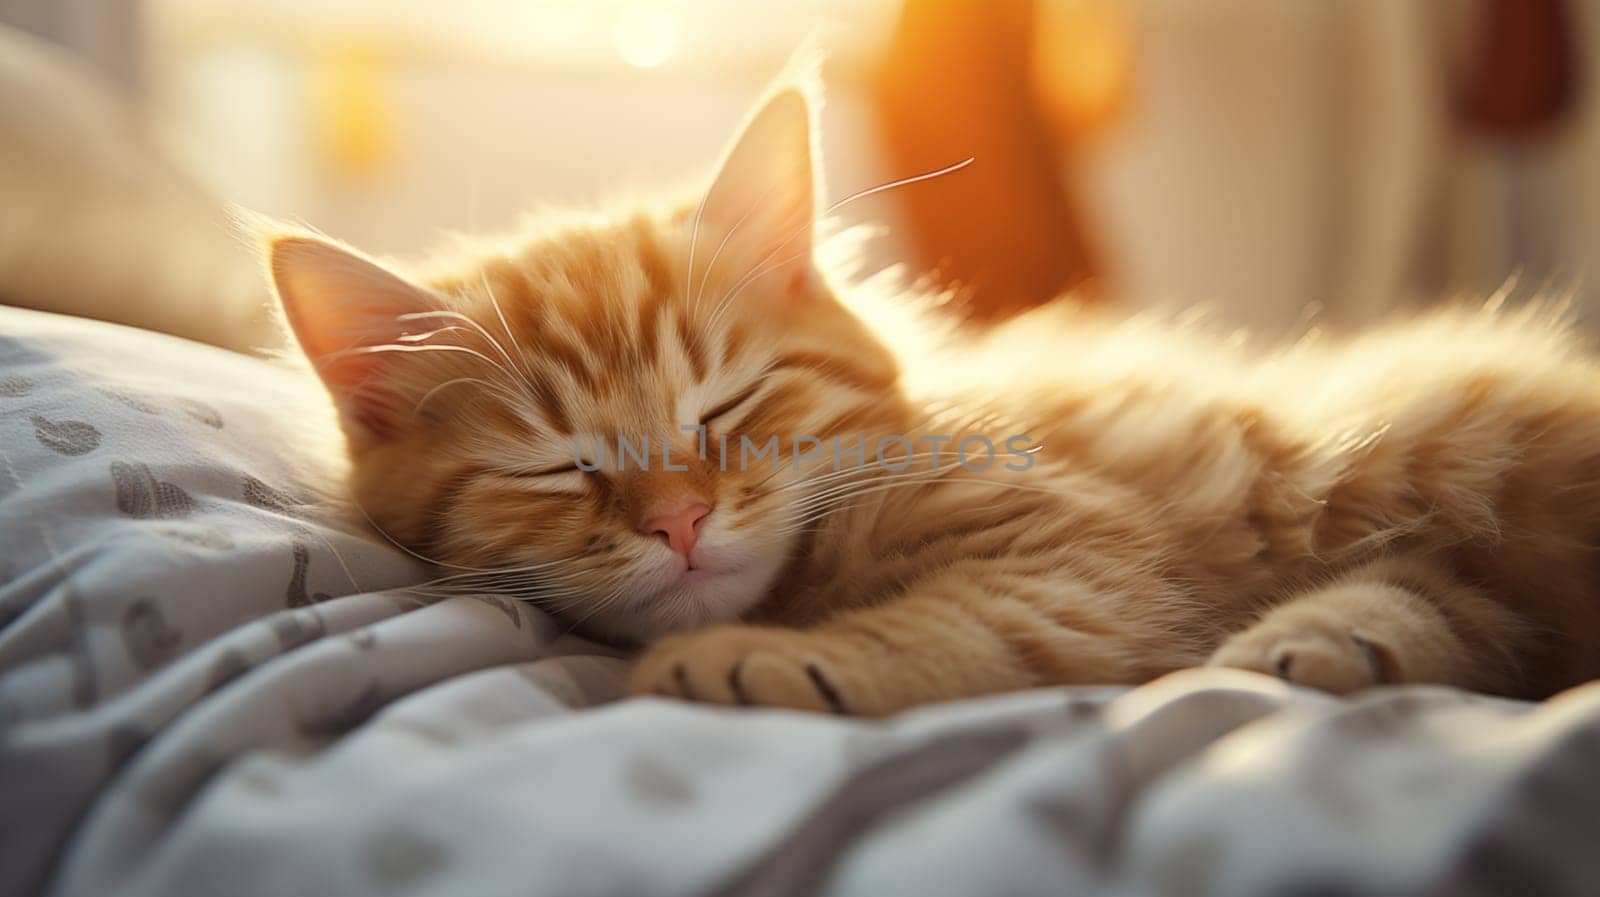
[4,307,1598,897]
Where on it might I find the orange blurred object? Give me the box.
[1034,0,1135,140]
[872,0,1112,322]
[309,38,397,182]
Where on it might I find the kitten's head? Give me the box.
[266,85,910,643]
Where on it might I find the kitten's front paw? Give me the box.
[1209,620,1398,694]
[630,625,859,714]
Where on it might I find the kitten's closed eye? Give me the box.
[507,463,583,479]
[702,380,766,427]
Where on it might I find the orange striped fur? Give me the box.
[268,81,1600,715]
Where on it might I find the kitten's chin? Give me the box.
[578,555,784,646]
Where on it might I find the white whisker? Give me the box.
[693,179,786,312]
[707,239,811,334]
[705,156,975,328]
[398,309,522,377]
[349,497,489,571]
[686,186,710,313]
[396,325,473,344]
[823,157,974,213]
[413,377,509,418]
[481,270,536,384]
[330,342,505,369]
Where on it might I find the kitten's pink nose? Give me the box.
[639,501,711,560]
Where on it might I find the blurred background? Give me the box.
[1,0,1596,351]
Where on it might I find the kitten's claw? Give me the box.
[630,625,858,714]
[1211,623,1396,694]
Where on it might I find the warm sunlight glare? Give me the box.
[522,5,586,52]
[613,3,676,69]
[1035,0,1135,138]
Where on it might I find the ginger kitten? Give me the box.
[266,79,1600,715]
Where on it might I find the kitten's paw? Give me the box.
[629,625,859,714]
[1209,621,1398,695]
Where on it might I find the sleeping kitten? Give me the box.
[265,78,1600,715]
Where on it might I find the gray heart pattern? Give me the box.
[111,461,195,518]
[625,758,697,808]
[205,649,251,694]
[363,822,447,888]
[233,767,283,796]
[98,386,162,414]
[154,526,235,551]
[244,475,302,515]
[299,682,385,739]
[470,594,524,630]
[385,591,444,614]
[121,597,182,670]
[287,543,334,607]
[63,588,98,709]
[176,398,224,429]
[271,609,326,652]
[95,386,227,428]
[32,415,101,455]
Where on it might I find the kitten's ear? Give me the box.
[267,234,439,439]
[694,85,820,300]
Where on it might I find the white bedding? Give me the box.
[4,307,1600,897]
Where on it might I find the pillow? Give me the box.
[0,24,280,354]
[0,306,422,653]
[0,307,625,895]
